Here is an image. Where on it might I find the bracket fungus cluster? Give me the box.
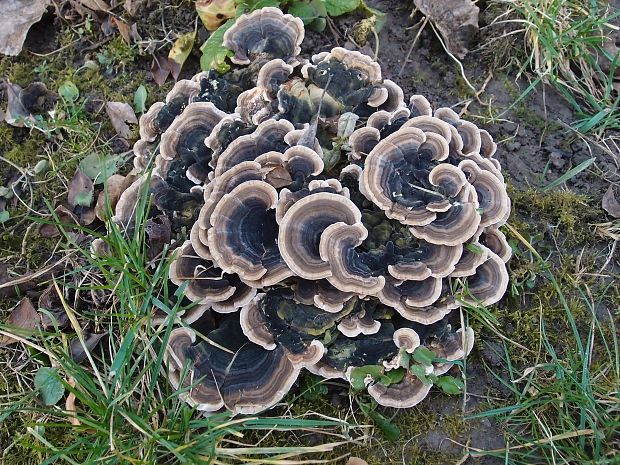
[109,7,511,414]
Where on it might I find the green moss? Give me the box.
[508,186,599,248]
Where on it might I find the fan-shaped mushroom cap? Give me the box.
[337,311,381,338]
[461,250,509,306]
[379,277,458,324]
[479,129,497,158]
[257,59,294,98]
[434,107,482,155]
[279,193,362,280]
[388,241,463,280]
[393,328,420,353]
[214,119,295,176]
[166,320,299,414]
[148,80,201,136]
[208,180,294,286]
[367,373,432,408]
[319,222,386,295]
[409,95,433,117]
[292,279,354,312]
[381,79,406,112]
[480,227,512,263]
[308,47,382,83]
[409,184,481,246]
[362,127,457,228]
[451,242,489,277]
[158,102,227,180]
[169,240,254,310]
[431,326,475,375]
[458,160,509,227]
[223,7,304,65]
[139,102,166,142]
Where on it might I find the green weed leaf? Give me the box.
[412,346,435,365]
[79,153,122,185]
[34,367,65,406]
[434,375,465,395]
[325,0,359,16]
[133,85,147,114]
[0,210,9,223]
[367,410,400,441]
[349,365,384,390]
[200,20,235,73]
[409,364,431,385]
[59,81,79,103]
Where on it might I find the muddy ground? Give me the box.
[1,1,619,464]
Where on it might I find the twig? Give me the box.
[398,17,428,78]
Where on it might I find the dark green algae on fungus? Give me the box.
[103,7,512,414]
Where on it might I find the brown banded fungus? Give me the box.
[111,7,512,414]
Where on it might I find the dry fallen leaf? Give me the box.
[3,80,50,127]
[168,31,196,80]
[105,102,138,139]
[95,173,126,220]
[74,0,110,11]
[146,215,172,260]
[68,169,95,208]
[602,185,620,219]
[38,284,70,330]
[39,205,78,238]
[0,0,52,56]
[346,458,369,465]
[0,297,40,345]
[414,0,479,59]
[124,0,145,16]
[70,332,107,363]
[65,377,80,426]
[151,54,172,86]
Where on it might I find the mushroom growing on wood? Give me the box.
[105,6,512,414]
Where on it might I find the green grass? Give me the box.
[465,225,620,465]
[0,180,360,465]
[486,0,620,136]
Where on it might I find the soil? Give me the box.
[1,1,618,464]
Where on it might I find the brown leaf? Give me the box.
[0,0,52,56]
[151,55,172,86]
[0,297,40,345]
[0,264,39,299]
[68,169,94,208]
[65,378,80,426]
[4,81,31,127]
[124,0,145,16]
[39,205,78,238]
[3,81,50,127]
[265,166,293,188]
[95,173,126,221]
[112,17,133,45]
[414,0,479,59]
[105,101,138,139]
[146,215,171,260]
[346,459,369,465]
[38,285,70,330]
[602,185,620,219]
[70,331,107,363]
[74,0,110,11]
